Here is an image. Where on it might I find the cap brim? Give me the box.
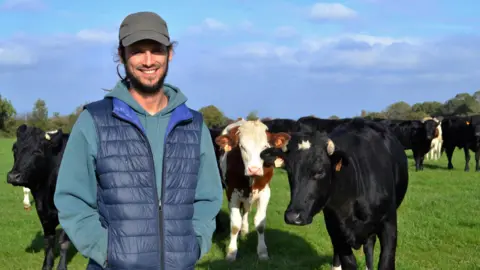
[121,30,170,47]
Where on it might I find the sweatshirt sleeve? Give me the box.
[192,122,224,259]
[53,110,108,267]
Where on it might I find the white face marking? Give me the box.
[237,120,271,176]
[298,140,311,150]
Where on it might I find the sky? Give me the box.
[1,0,480,119]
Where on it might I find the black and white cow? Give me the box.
[6,124,71,270]
[261,118,409,270]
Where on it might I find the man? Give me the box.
[53,11,223,269]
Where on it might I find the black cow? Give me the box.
[296,116,352,133]
[441,115,480,171]
[6,124,71,270]
[261,118,409,270]
[262,118,300,133]
[374,118,439,171]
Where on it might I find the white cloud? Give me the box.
[187,18,229,34]
[2,26,480,120]
[76,29,116,43]
[310,3,357,20]
[0,0,44,10]
[0,45,36,66]
[274,26,298,39]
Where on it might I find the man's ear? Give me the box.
[329,150,349,172]
[267,132,291,149]
[118,48,125,64]
[168,46,174,62]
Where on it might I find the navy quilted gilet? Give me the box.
[84,97,202,270]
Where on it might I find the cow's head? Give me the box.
[260,130,348,226]
[6,124,64,188]
[215,119,290,176]
[421,118,439,140]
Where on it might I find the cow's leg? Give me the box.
[463,147,470,172]
[56,229,71,270]
[23,187,31,210]
[42,227,56,270]
[324,211,356,270]
[331,253,341,270]
[226,190,242,261]
[363,234,377,270]
[475,150,480,172]
[240,200,251,238]
[254,187,270,260]
[377,213,397,270]
[445,146,455,169]
[412,150,420,171]
[419,154,425,170]
[435,141,443,160]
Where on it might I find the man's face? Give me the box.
[122,39,172,94]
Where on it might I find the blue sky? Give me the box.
[1,0,480,119]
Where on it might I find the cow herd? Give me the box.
[4,113,480,270]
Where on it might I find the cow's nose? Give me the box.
[284,211,302,225]
[247,166,261,175]
[7,172,21,185]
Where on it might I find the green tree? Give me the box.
[411,101,443,116]
[0,95,16,132]
[329,115,340,119]
[385,101,411,119]
[199,105,227,128]
[28,99,49,130]
[246,110,259,120]
[441,93,480,115]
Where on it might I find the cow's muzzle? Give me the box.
[284,210,312,226]
[6,172,27,186]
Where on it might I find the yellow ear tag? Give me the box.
[335,159,342,171]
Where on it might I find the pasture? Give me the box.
[0,137,479,270]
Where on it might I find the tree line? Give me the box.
[1,90,479,137]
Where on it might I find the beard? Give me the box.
[123,60,169,95]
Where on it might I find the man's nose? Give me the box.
[144,51,153,66]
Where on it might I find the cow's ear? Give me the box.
[267,132,291,149]
[16,124,27,137]
[215,135,235,152]
[325,139,348,171]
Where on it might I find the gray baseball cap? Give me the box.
[119,11,170,47]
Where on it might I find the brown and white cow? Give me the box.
[215,119,290,261]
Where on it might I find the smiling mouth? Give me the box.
[142,69,157,74]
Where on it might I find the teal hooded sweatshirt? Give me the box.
[53,81,223,267]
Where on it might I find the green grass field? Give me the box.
[0,137,479,270]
